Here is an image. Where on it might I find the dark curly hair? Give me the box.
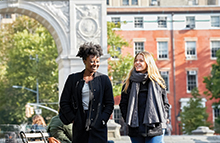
[76,42,103,60]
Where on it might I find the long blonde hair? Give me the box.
[32,115,46,126]
[123,51,166,93]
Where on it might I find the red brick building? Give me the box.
[107,6,220,135]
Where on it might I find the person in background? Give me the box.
[119,51,170,143]
[31,114,47,133]
[59,42,114,143]
[47,115,72,143]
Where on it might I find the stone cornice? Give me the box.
[107,6,220,14]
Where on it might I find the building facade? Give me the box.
[107,0,220,6]
[107,6,220,135]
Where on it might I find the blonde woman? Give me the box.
[31,115,47,132]
[119,51,170,143]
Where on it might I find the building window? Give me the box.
[187,70,197,92]
[186,41,197,59]
[123,0,129,5]
[5,14,11,19]
[113,108,122,124]
[158,41,168,59]
[213,108,220,119]
[151,0,159,6]
[208,0,216,5]
[132,0,138,5]
[192,0,198,5]
[186,16,195,28]
[134,17,143,28]
[111,47,121,59]
[135,42,144,55]
[107,0,109,5]
[211,41,220,58]
[158,17,167,28]
[160,71,169,92]
[111,17,120,25]
[214,108,220,119]
[113,106,128,135]
[211,16,220,27]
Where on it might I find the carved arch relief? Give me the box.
[76,5,101,48]
[36,1,70,33]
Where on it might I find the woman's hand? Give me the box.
[48,137,61,143]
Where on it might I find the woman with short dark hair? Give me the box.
[59,42,114,143]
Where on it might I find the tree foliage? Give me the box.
[107,22,134,96]
[203,50,220,101]
[203,50,220,133]
[180,88,211,134]
[0,16,58,124]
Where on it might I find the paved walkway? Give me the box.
[110,135,220,143]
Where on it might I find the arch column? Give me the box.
[57,0,109,98]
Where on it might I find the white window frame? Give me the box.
[134,42,144,55]
[160,71,169,92]
[134,17,143,28]
[211,16,220,28]
[111,17,121,25]
[158,16,167,28]
[186,16,195,29]
[185,41,197,60]
[180,98,206,111]
[186,70,198,93]
[157,41,168,60]
[210,41,220,59]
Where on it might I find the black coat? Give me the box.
[60,70,114,143]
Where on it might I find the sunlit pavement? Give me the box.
[110,135,220,143]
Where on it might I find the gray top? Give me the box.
[82,82,90,110]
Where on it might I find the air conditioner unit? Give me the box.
[158,17,166,21]
[151,1,158,6]
[186,55,196,59]
[160,71,168,75]
[186,24,195,29]
[189,70,197,75]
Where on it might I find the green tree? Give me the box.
[180,88,211,134]
[0,16,58,124]
[203,50,220,133]
[107,22,134,96]
[203,50,220,102]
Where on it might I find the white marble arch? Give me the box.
[0,0,108,99]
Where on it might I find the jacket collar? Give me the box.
[80,69,100,79]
